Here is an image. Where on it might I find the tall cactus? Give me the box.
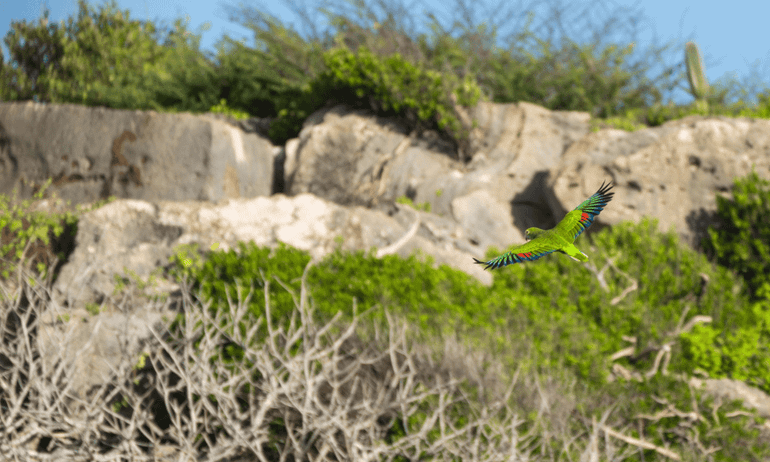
[685,41,709,111]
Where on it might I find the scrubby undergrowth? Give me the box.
[2,256,767,461]
[2,173,770,460]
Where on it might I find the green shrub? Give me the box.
[169,241,311,327]
[164,216,770,460]
[267,46,482,145]
[170,241,488,342]
[0,0,218,112]
[483,218,749,383]
[213,14,326,120]
[703,170,770,298]
[208,99,250,120]
[320,47,480,132]
[680,285,770,394]
[740,91,770,119]
[0,180,79,281]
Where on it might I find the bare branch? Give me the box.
[600,423,682,461]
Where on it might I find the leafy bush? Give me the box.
[169,241,310,327]
[703,170,770,298]
[208,98,250,120]
[170,241,487,341]
[213,14,326,119]
[232,1,680,119]
[320,47,480,132]
[680,299,770,393]
[0,180,78,281]
[481,218,748,384]
[0,0,218,112]
[267,46,482,145]
[742,91,770,119]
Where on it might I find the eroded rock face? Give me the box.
[550,116,770,245]
[0,102,274,204]
[285,103,593,250]
[690,377,770,419]
[53,193,492,310]
[37,296,173,402]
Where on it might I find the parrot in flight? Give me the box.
[473,181,614,270]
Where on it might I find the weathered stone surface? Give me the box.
[550,116,770,245]
[451,189,522,250]
[470,101,591,168]
[54,193,492,310]
[286,103,592,251]
[691,377,770,418]
[0,102,274,204]
[286,105,414,206]
[37,297,173,402]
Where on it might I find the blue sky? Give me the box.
[1,0,768,103]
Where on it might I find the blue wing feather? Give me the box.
[472,235,560,270]
[559,181,615,240]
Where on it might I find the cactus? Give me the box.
[685,41,709,111]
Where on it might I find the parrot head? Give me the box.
[524,227,545,241]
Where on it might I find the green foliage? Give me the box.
[226,1,682,139]
[170,241,486,339]
[85,302,100,316]
[320,46,481,132]
[272,1,675,118]
[0,0,218,112]
[208,99,251,120]
[703,170,770,298]
[487,40,660,117]
[163,216,770,455]
[146,19,220,113]
[266,46,482,145]
[396,195,431,212]
[484,218,749,383]
[169,241,311,324]
[681,299,770,393]
[0,180,78,281]
[213,12,326,120]
[590,110,647,132]
[740,90,770,119]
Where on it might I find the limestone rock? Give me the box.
[691,377,770,418]
[54,193,492,310]
[0,102,274,204]
[550,116,770,245]
[286,103,592,252]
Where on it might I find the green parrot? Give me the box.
[474,181,614,270]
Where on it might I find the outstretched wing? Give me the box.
[473,236,560,270]
[554,181,614,241]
